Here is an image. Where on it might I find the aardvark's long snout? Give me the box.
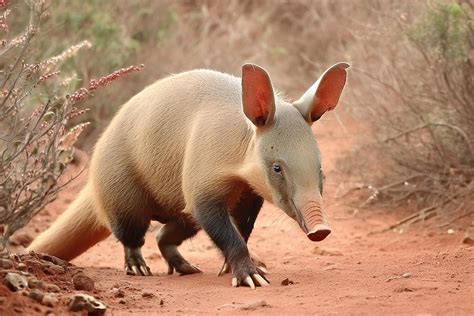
[299,200,331,242]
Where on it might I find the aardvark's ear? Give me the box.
[241,63,276,127]
[294,62,350,123]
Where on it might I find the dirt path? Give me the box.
[22,114,474,315]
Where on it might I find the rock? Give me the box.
[69,294,106,315]
[42,261,66,275]
[28,289,44,302]
[447,229,454,234]
[10,231,33,247]
[0,258,13,269]
[27,277,45,290]
[45,283,60,293]
[73,273,94,291]
[142,291,155,298]
[5,272,28,291]
[17,262,27,271]
[42,294,59,307]
[281,278,294,286]
[112,287,125,298]
[37,253,69,269]
[402,272,412,278]
[462,236,474,246]
[160,299,164,306]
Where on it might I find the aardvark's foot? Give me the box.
[230,257,269,289]
[124,247,152,276]
[218,250,267,276]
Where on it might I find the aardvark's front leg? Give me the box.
[194,198,269,289]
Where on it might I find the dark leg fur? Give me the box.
[230,189,263,242]
[195,196,268,287]
[156,216,201,275]
[111,213,150,249]
[109,196,155,276]
[111,213,153,276]
[219,189,265,275]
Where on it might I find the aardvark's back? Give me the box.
[91,69,248,215]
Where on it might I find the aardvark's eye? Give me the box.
[272,163,282,174]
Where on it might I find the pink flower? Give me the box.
[0,0,10,11]
[68,64,144,103]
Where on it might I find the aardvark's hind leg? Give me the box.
[110,211,153,276]
[156,218,201,275]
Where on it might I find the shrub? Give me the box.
[348,0,474,227]
[0,1,142,251]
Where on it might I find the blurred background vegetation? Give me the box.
[3,0,473,234]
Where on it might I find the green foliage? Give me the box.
[52,0,139,70]
[409,1,470,62]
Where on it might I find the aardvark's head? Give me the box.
[241,62,349,241]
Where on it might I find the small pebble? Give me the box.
[402,272,412,278]
[73,273,95,291]
[28,289,44,302]
[37,253,69,268]
[42,294,59,307]
[142,291,155,298]
[112,287,125,298]
[5,272,28,291]
[17,262,27,271]
[42,262,66,275]
[69,294,107,315]
[462,236,474,246]
[27,277,45,290]
[0,258,13,269]
[281,278,294,286]
[45,283,60,293]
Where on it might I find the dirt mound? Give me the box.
[0,252,105,315]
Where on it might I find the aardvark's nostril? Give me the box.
[307,223,331,242]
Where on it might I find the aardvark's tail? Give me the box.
[27,185,110,261]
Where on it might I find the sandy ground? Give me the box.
[14,113,474,315]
